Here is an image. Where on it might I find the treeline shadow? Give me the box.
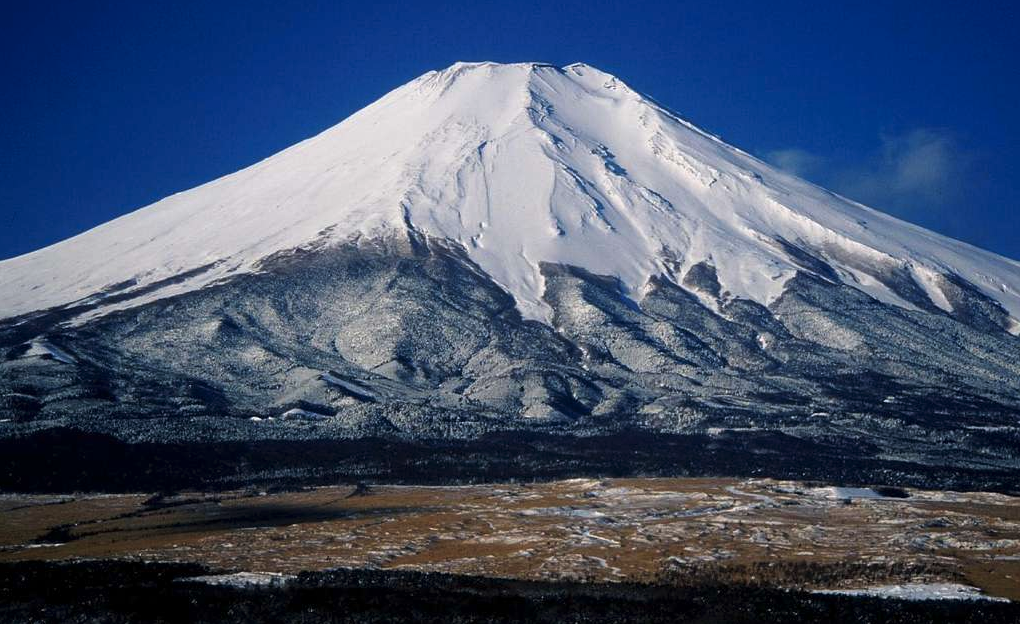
[1,427,1017,494]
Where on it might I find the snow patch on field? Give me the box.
[813,583,1009,602]
[808,487,886,500]
[180,572,295,588]
[724,486,778,505]
[520,506,606,519]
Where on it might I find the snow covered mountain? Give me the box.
[1,62,1019,475]
[3,61,1019,329]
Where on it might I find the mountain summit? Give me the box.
[1,63,1018,481]
[2,61,1019,329]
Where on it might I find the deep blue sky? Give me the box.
[2,1,1018,261]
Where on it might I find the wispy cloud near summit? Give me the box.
[765,128,986,247]
[836,128,975,211]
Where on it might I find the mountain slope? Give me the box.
[1,62,1019,481]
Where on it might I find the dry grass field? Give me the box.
[2,478,1017,600]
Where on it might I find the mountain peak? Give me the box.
[412,61,635,108]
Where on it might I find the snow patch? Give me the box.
[813,583,1008,602]
[280,408,332,421]
[180,572,294,588]
[1008,317,1020,336]
[24,340,76,364]
[519,506,606,519]
[320,372,378,401]
[808,487,886,500]
[910,264,954,312]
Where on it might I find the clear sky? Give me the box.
[2,1,1018,261]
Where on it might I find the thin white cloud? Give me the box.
[838,128,974,209]
[765,128,978,221]
[763,147,825,178]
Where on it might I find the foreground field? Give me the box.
[1,478,1018,601]
[6,561,1020,624]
